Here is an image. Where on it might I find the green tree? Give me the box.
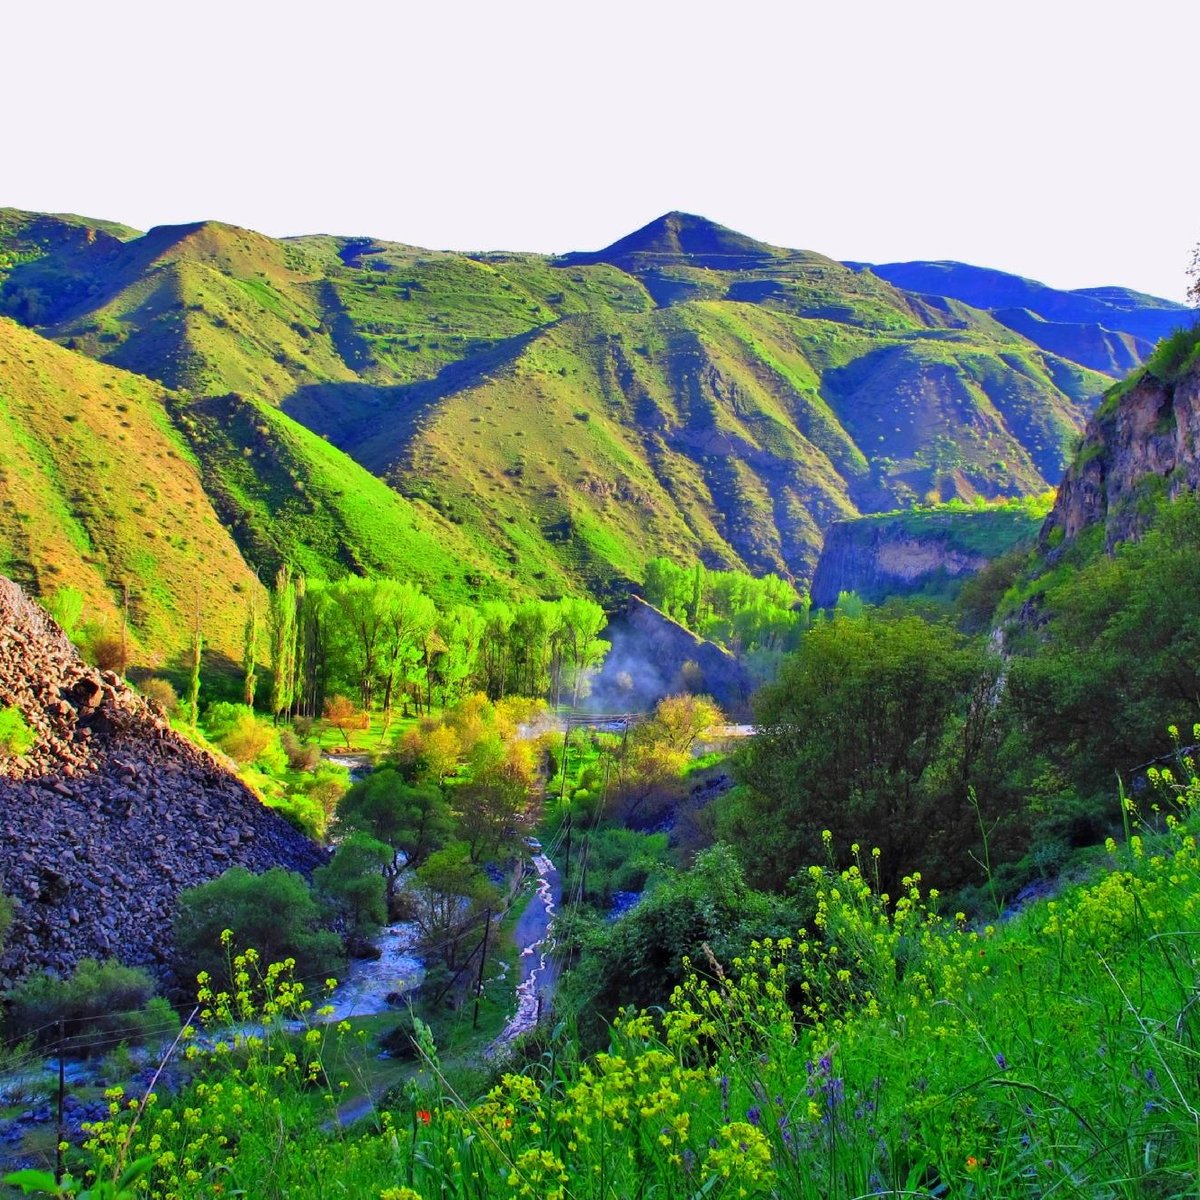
[314,833,391,936]
[242,593,260,708]
[173,867,341,987]
[335,768,454,907]
[269,567,297,720]
[413,843,498,970]
[721,611,1002,893]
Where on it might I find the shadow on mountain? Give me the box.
[282,326,546,462]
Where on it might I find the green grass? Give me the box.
[32,768,1200,1200]
[0,210,1118,596]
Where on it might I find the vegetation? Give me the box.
[13,768,1200,1198]
[172,867,343,989]
[2,959,175,1056]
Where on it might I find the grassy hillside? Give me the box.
[0,209,1120,593]
[0,317,261,665]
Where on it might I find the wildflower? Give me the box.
[995,1052,1008,1070]
[966,1155,979,1171]
[746,1106,761,1127]
[416,1109,432,1124]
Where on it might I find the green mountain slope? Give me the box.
[0,209,1120,592]
[0,317,261,664]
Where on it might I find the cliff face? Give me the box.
[1044,355,1200,547]
[590,597,752,718]
[0,578,324,986]
[811,506,1044,607]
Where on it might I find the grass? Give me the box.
[0,317,263,665]
[0,210,1122,598]
[24,759,1200,1200]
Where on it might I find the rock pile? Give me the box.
[0,577,324,986]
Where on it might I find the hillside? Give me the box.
[0,578,323,984]
[811,498,1047,607]
[1043,328,1200,547]
[0,209,1132,592]
[0,317,261,665]
[857,259,1192,376]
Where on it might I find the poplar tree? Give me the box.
[269,567,296,722]
[242,594,259,707]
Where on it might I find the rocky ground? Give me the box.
[0,576,324,987]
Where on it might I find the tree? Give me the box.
[721,612,1002,893]
[173,867,342,987]
[269,567,297,720]
[556,598,610,707]
[242,593,260,707]
[314,833,391,936]
[323,694,366,748]
[413,843,498,969]
[335,768,454,908]
[454,737,534,863]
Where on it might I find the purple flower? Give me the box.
[746,1106,761,1127]
[996,1052,1008,1070]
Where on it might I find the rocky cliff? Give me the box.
[811,504,1045,607]
[0,578,324,986]
[590,597,753,718]
[1044,344,1200,547]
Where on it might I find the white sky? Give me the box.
[4,0,1197,300]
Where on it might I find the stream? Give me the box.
[488,851,561,1056]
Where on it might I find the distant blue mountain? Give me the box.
[847,260,1193,376]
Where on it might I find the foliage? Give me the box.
[1006,494,1200,800]
[23,762,1200,1200]
[173,867,342,988]
[335,768,453,905]
[643,557,809,655]
[2,959,174,1055]
[313,832,391,935]
[0,704,35,757]
[721,610,1007,893]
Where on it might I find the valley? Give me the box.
[1,205,1199,1200]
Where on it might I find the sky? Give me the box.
[4,0,1197,300]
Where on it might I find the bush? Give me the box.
[174,867,343,988]
[0,706,34,758]
[140,677,180,715]
[2,959,176,1055]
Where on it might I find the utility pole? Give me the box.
[55,1018,65,1185]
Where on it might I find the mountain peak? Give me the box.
[561,211,794,270]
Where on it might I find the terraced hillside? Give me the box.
[0,208,1142,594]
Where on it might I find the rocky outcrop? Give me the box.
[0,577,324,986]
[812,506,1042,607]
[1044,355,1200,548]
[590,597,752,719]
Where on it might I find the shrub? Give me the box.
[139,676,179,715]
[173,867,343,988]
[0,706,34,758]
[2,959,175,1054]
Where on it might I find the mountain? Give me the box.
[0,208,1135,599]
[853,259,1192,376]
[0,316,261,665]
[1043,328,1200,548]
[0,314,505,665]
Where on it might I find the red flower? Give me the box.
[416,1109,432,1124]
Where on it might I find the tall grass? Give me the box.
[13,745,1200,1198]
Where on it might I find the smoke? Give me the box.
[584,622,677,714]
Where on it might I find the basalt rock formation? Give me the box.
[1043,352,1200,548]
[0,577,324,986]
